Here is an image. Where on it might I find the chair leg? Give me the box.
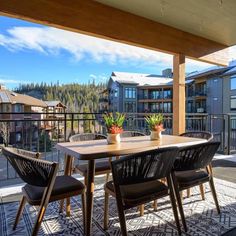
[153,200,158,211]
[66,198,71,217]
[105,173,110,183]
[169,194,181,236]
[199,184,205,200]
[117,208,128,236]
[171,173,187,232]
[84,175,88,186]
[167,176,182,236]
[32,204,48,236]
[13,196,26,230]
[187,188,191,198]
[81,192,86,234]
[209,178,220,214]
[115,194,128,236]
[59,199,64,213]
[139,204,144,216]
[104,192,109,230]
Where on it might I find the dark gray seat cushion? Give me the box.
[175,170,209,188]
[23,175,85,205]
[105,180,168,207]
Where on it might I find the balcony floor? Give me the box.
[0,158,236,235]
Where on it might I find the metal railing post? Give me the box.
[227,115,231,155]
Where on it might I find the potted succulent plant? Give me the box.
[103,112,125,144]
[145,113,165,140]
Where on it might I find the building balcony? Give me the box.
[195,91,207,97]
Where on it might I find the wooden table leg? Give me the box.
[59,155,73,215]
[85,159,95,236]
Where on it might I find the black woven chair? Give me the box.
[120,131,147,215]
[120,131,145,138]
[172,141,221,221]
[180,131,213,141]
[70,133,111,184]
[104,147,186,236]
[2,147,85,236]
[179,131,213,199]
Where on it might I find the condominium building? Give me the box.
[106,63,236,115]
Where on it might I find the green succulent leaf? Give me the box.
[145,113,164,131]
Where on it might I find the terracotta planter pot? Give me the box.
[150,131,162,141]
[107,133,121,144]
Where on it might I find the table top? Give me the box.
[56,134,207,160]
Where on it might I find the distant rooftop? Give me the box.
[44,101,66,108]
[110,71,193,86]
[222,66,236,76]
[0,88,46,107]
[186,65,235,79]
[111,71,173,86]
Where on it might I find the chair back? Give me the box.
[14,148,42,159]
[120,131,145,138]
[2,147,58,187]
[69,133,106,142]
[111,147,178,186]
[180,131,213,141]
[174,141,220,171]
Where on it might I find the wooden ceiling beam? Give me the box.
[0,0,230,66]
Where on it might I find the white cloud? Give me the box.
[89,74,97,79]
[0,75,28,84]
[89,73,108,82]
[0,25,223,71]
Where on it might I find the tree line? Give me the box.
[15,81,107,113]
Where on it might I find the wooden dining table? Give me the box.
[56,134,207,235]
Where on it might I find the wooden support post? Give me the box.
[173,54,186,135]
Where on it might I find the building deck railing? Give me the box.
[0,112,235,185]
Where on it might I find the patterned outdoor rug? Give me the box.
[1,178,236,236]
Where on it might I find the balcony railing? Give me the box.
[0,112,235,186]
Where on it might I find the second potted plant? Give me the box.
[145,113,165,140]
[103,112,125,144]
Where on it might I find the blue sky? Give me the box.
[0,16,216,89]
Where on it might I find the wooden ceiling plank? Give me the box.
[0,0,230,65]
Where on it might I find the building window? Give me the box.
[231,95,236,110]
[2,104,11,112]
[143,90,148,99]
[124,102,136,112]
[231,77,236,90]
[150,90,161,99]
[163,89,172,99]
[150,103,158,112]
[144,103,149,112]
[150,103,163,113]
[16,133,21,142]
[125,88,136,99]
[213,97,218,101]
[187,101,194,113]
[114,89,118,97]
[16,121,22,126]
[195,83,206,96]
[163,102,172,113]
[14,104,22,112]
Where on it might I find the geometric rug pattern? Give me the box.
[1,178,236,236]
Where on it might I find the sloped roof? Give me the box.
[186,66,233,79]
[44,100,66,108]
[111,71,173,86]
[0,89,47,107]
[222,66,236,76]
